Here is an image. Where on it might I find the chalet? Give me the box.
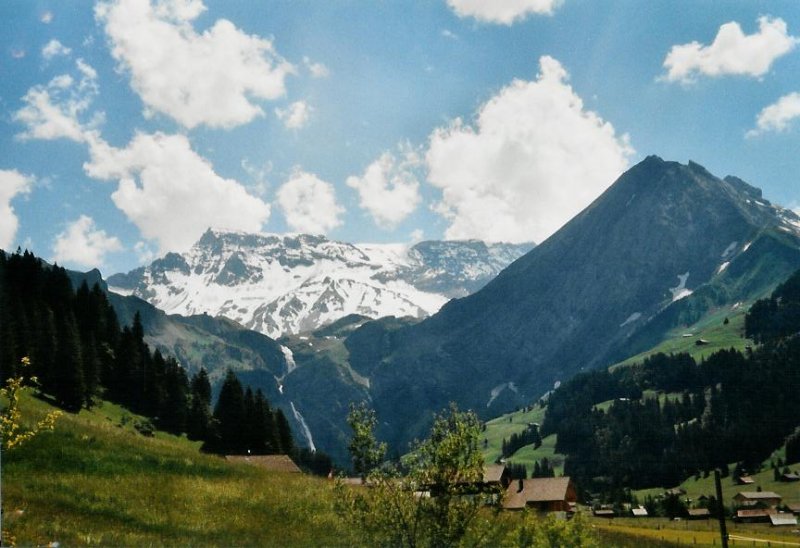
[735,508,775,523]
[695,339,710,346]
[483,464,511,490]
[687,508,711,520]
[787,503,800,516]
[503,477,577,512]
[736,475,755,485]
[225,454,302,473]
[631,506,648,517]
[592,508,616,518]
[769,513,798,527]
[664,487,687,497]
[733,491,782,508]
[780,472,800,482]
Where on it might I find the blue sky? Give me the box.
[2,0,800,275]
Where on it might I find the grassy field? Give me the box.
[2,392,357,546]
[480,404,566,475]
[614,306,752,369]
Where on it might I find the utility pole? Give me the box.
[714,468,729,548]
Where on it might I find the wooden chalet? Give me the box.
[503,477,577,512]
[787,503,800,516]
[631,506,648,517]
[225,454,302,473]
[687,508,711,520]
[780,472,800,482]
[592,508,616,518]
[733,491,782,508]
[736,475,755,485]
[734,508,776,523]
[483,464,511,490]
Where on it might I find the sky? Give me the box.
[2,0,800,275]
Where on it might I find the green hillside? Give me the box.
[2,392,355,546]
[480,404,565,476]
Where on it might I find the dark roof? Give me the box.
[503,477,575,510]
[225,454,302,473]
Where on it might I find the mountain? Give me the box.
[107,232,533,338]
[365,156,800,450]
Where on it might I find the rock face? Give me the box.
[108,233,533,338]
[367,156,800,450]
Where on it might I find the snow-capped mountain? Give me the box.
[107,230,533,338]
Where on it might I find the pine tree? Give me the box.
[212,369,247,453]
[188,369,212,441]
[53,312,85,411]
[275,408,294,454]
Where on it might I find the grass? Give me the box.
[614,307,752,369]
[480,404,566,475]
[2,391,358,546]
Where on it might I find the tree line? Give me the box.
[0,250,307,462]
[539,268,800,496]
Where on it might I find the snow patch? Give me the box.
[742,241,752,252]
[290,402,316,452]
[280,345,297,376]
[716,262,730,275]
[486,382,518,408]
[619,312,642,328]
[669,272,692,302]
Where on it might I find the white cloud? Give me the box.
[84,132,271,253]
[663,16,798,84]
[14,59,99,142]
[40,11,54,24]
[410,228,424,243]
[346,147,422,228]
[276,170,343,234]
[441,29,458,40]
[426,55,633,244]
[11,49,26,59]
[445,0,561,25]
[134,241,156,264]
[52,215,123,268]
[0,170,33,250]
[275,100,312,130]
[747,92,800,136]
[95,0,295,129]
[303,56,329,78]
[42,39,72,60]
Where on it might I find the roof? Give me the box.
[503,477,575,510]
[737,476,755,484]
[664,487,687,496]
[734,491,781,501]
[631,506,648,517]
[483,464,507,484]
[225,454,302,473]
[736,509,776,519]
[769,513,798,526]
[787,503,800,514]
[593,509,616,516]
[688,508,711,517]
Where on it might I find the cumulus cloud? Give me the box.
[346,147,422,228]
[276,170,343,234]
[95,0,295,129]
[84,132,271,253]
[52,215,123,268]
[42,39,72,60]
[426,55,633,244]
[40,11,54,24]
[275,101,312,130]
[663,16,798,84]
[445,0,561,25]
[747,92,800,137]
[303,56,329,78]
[0,170,33,250]
[14,59,99,142]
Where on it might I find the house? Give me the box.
[225,454,302,473]
[687,508,711,520]
[786,503,800,516]
[631,506,648,517]
[736,475,755,485]
[769,513,798,527]
[503,477,577,512]
[780,472,800,482]
[733,491,782,508]
[735,508,775,523]
[664,487,687,497]
[592,508,616,518]
[483,464,511,490]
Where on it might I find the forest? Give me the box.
[0,250,330,474]
[540,268,800,496]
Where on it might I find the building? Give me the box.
[631,506,648,517]
[687,508,711,520]
[483,464,511,490]
[503,477,577,512]
[769,513,798,527]
[733,491,782,508]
